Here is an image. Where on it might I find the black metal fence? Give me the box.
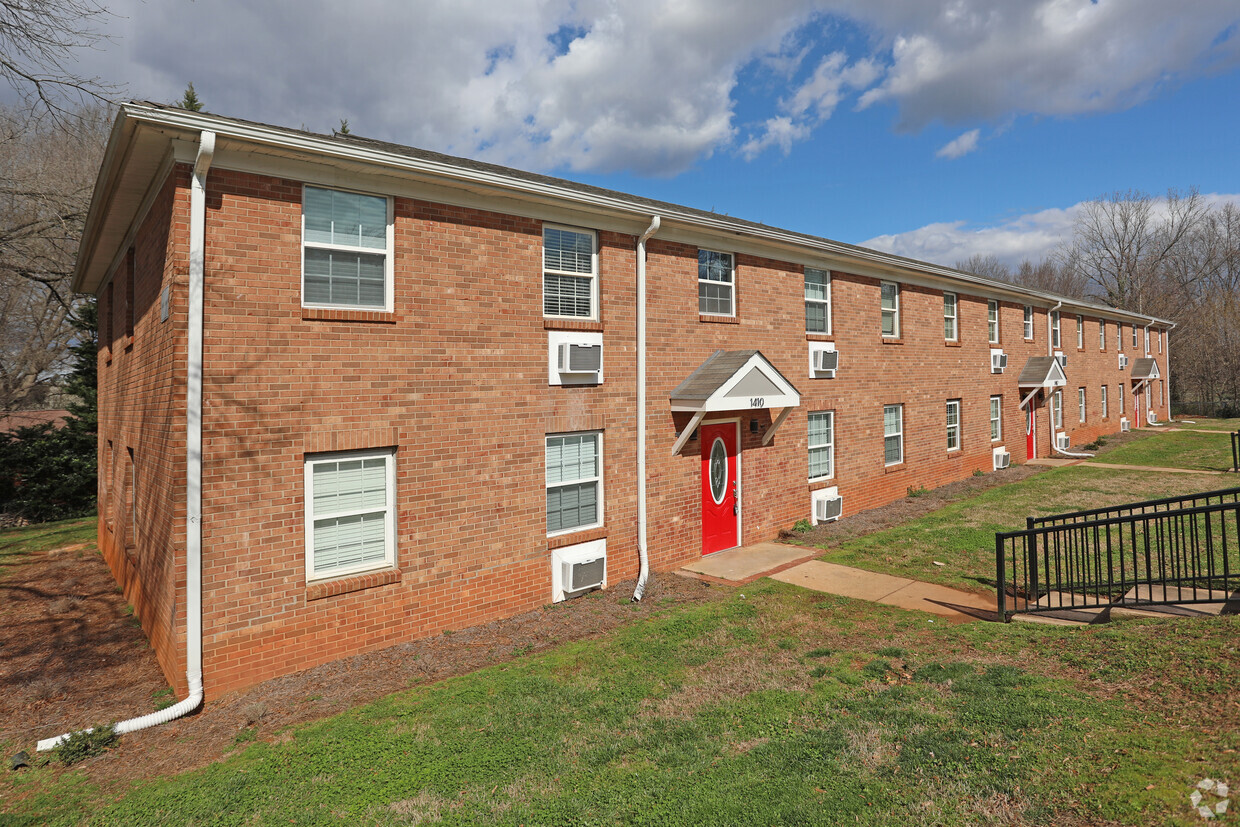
[1232,431,1240,472]
[997,498,1240,620]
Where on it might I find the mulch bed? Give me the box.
[1,545,722,793]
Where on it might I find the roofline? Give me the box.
[77,102,1174,327]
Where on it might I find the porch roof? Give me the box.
[1017,356,1067,389]
[1131,357,1160,380]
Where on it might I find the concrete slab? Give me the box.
[769,560,915,602]
[679,542,815,582]
[1026,458,1080,467]
[1120,584,1238,616]
[1011,613,1090,627]
[879,580,996,618]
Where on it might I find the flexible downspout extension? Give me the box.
[38,131,215,752]
[632,215,661,602]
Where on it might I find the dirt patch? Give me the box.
[781,464,1047,549]
[1,543,723,793]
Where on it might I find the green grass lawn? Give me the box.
[0,515,96,574]
[808,465,1226,591]
[5,585,1235,826]
[1096,431,1233,472]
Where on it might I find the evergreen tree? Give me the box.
[338,119,350,135]
[177,83,203,112]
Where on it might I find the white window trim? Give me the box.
[1101,385,1108,418]
[1052,391,1063,430]
[304,448,397,582]
[543,224,599,321]
[1051,310,1061,349]
[1132,324,1138,348]
[1076,315,1084,349]
[1079,387,1087,423]
[807,410,835,482]
[990,395,1002,442]
[805,268,831,334]
[1099,320,1106,351]
[988,300,999,344]
[946,399,961,452]
[546,431,604,538]
[1023,306,1034,340]
[301,184,395,312]
[884,404,904,466]
[1158,329,1163,354]
[1117,323,1123,351]
[944,292,958,341]
[881,282,900,338]
[698,249,735,318]
[1144,328,1151,354]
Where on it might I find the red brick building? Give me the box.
[75,103,1172,700]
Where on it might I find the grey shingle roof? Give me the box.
[1018,357,1061,387]
[670,351,761,401]
[1131,357,1159,379]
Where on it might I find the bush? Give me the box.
[52,724,118,766]
[792,518,812,533]
[0,421,96,522]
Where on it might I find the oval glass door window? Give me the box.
[709,437,728,504]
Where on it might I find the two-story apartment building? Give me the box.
[76,102,1172,704]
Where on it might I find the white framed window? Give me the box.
[1099,320,1106,350]
[808,411,834,481]
[1132,324,1138,348]
[1052,390,1063,430]
[943,292,958,341]
[1117,383,1124,416]
[805,268,831,334]
[1158,329,1163,354]
[1023,306,1034,339]
[1117,322,1123,350]
[1101,385,1108,418]
[305,449,396,581]
[546,432,603,536]
[698,250,734,316]
[1144,327,1150,353]
[884,404,903,465]
[1078,387,1087,423]
[543,225,597,319]
[1160,379,1165,405]
[988,300,999,344]
[1051,310,1061,349]
[990,396,1002,441]
[1076,315,1084,349]
[881,282,900,337]
[302,185,393,310]
[946,399,961,451]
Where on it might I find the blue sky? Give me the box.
[47,0,1240,268]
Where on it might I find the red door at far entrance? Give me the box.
[1026,405,1036,460]
[701,421,739,555]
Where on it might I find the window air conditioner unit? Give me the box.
[1118,354,1128,369]
[814,495,843,523]
[812,347,839,377]
[562,554,606,593]
[1120,418,1130,432]
[1056,433,1070,451]
[557,342,602,376]
[1147,410,1158,426]
[994,452,1011,470]
[991,352,1008,373]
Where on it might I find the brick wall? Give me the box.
[99,162,1170,698]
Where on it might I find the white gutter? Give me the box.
[38,130,215,752]
[632,215,660,602]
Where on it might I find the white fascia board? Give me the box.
[114,104,1174,327]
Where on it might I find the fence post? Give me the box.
[995,533,1008,622]
[1232,431,1239,473]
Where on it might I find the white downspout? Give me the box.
[632,215,660,602]
[38,131,215,752]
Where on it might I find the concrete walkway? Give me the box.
[678,542,998,622]
[1027,457,1226,475]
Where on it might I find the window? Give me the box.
[808,411,834,480]
[943,292,958,341]
[1160,379,1164,406]
[988,300,999,344]
[1101,385,1108,418]
[881,282,900,337]
[1099,320,1106,350]
[805,268,831,333]
[883,404,903,465]
[1052,391,1063,429]
[1118,383,1125,417]
[102,282,113,353]
[1132,324,1138,348]
[1078,388,1087,423]
[305,449,396,581]
[698,250,734,316]
[1158,329,1163,354]
[1144,327,1150,353]
[1023,306,1034,339]
[302,186,392,309]
[543,226,597,318]
[1117,323,1123,350]
[126,250,136,339]
[546,432,602,535]
[1051,310,1061,349]
[989,396,1002,441]
[946,400,961,451]
[1076,315,1083,349]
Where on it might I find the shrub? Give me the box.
[906,486,930,498]
[52,724,118,766]
[792,518,812,533]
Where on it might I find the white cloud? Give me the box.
[936,128,980,159]
[862,192,1240,269]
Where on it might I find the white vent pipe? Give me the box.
[39,131,215,751]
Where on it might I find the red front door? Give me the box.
[701,421,739,555]
[1026,405,1036,460]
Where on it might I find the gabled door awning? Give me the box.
[1017,356,1067,408]
[1131,357,1160,381]
[669,350,800,455]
